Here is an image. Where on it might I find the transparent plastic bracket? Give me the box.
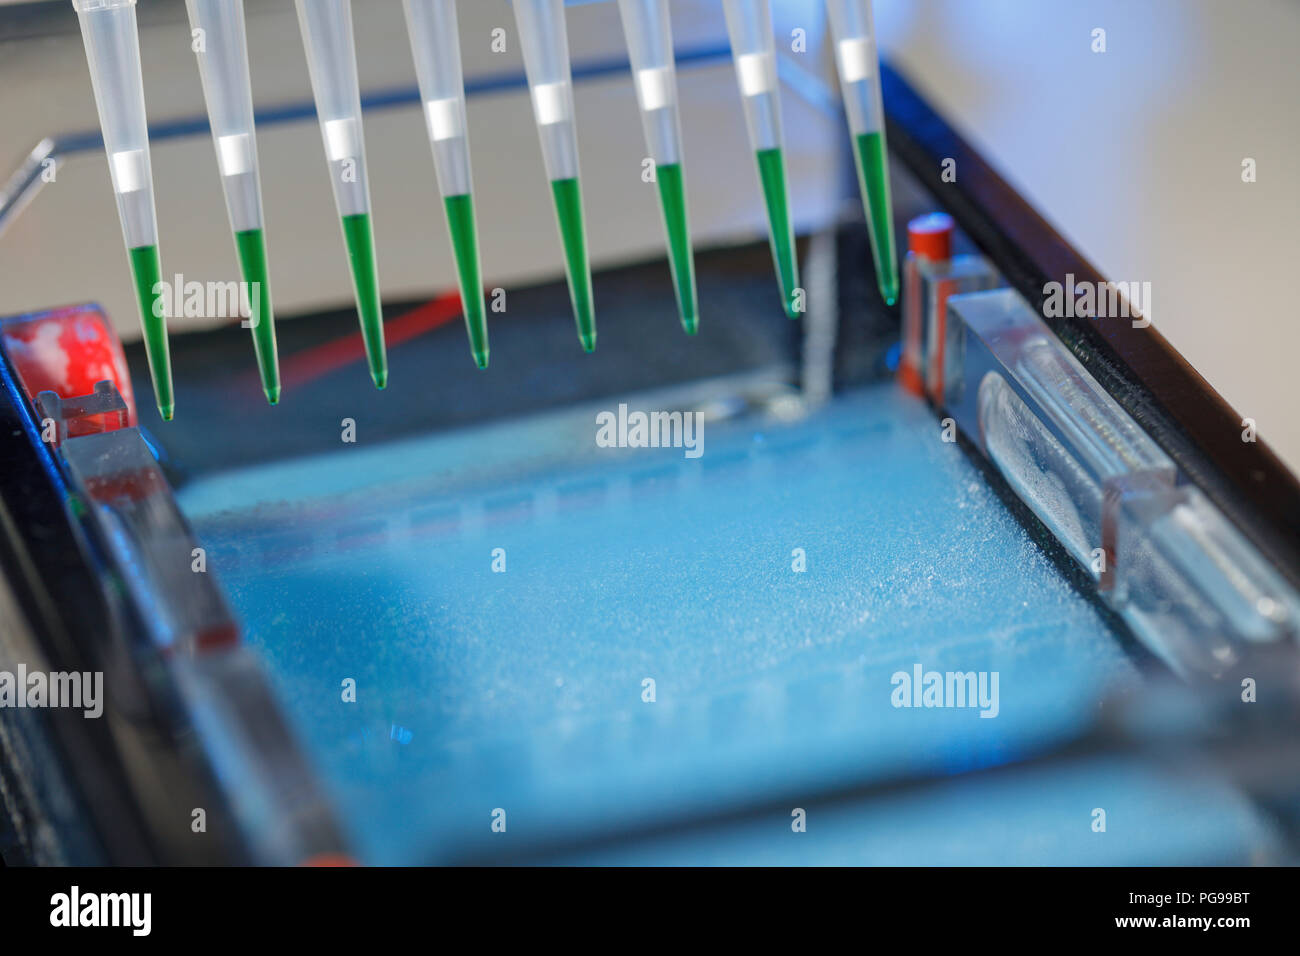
[944,288,1299,678]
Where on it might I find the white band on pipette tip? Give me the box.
[424,98,464,142]
[836,36,875,84]
[735,51,775,97]
[323,117,361,162]
[531,81,573,126]
[635,67,676,111]
[216,133,254,176]
[109,149,147,193]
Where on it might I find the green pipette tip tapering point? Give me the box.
[655,162,699,335]
[340,212,387,388]
[233,227,281,404]
[550,177,596,352]
[444,193,490,371]
[853,131,900,309]
[127,243,174,421]
[754,148,800,320]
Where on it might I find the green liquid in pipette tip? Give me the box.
[340,212,387,388]
[444,193,489,369]
[755,148,800,319]
[127,243,174,420]
[550,177,596,352]
[655,162,698,335]
[234,227,280,404]
[853,131,900,306]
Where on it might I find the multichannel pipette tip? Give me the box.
[188,0,281,403]
[617,0,699,335]
[513,0,596,352]
[723,0,800,320]
[826,0,899,309]
[73,0,174,417]
[297,0,387,388]
[404,0,491,370]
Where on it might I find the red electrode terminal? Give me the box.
[907,212,954,263]
[899,213,956,397]
[0,304,137,435]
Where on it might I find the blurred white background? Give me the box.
[875,0,1300,475]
